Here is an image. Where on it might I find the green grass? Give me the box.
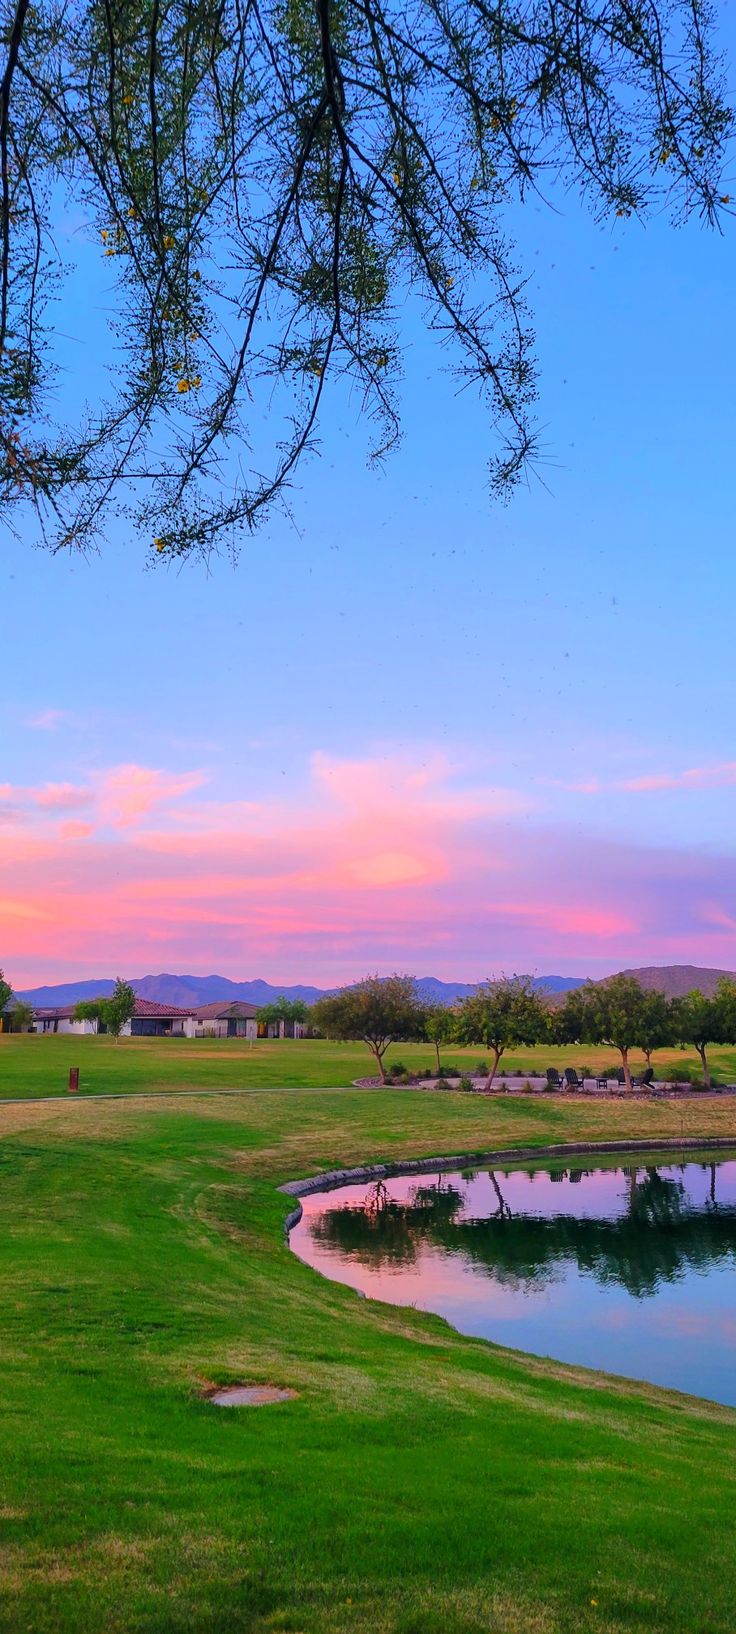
[1,1082,736,1633]
[3,1031,736,1099]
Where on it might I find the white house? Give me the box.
[33,1005,101,1035]
[120,998,197,1038]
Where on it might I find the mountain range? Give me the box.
[17,971,586,1008]
[17,964,734,1009]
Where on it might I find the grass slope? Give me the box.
[3,1033,736,1100]
[1,1085,735,1634]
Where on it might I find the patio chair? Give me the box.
[564,1067,584,1091]
[546,1067,562,1088]
[632,1066,655,1089]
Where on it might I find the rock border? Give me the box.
[352,1075,736,1094]
[280,1134,736,1232]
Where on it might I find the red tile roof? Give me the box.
[134,997,195,1018]
[195,1000,258,1019]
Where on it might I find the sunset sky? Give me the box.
[3,127,736,988]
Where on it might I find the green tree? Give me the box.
[424,1004,457,1074]
[637,988,675,1071]
[256,997,309,1031]
[9,999,34,1032]
[557,974,652,1091]
[455,976,549,1090]
[671,985,734,1089]
[312,974,424,1083]
[0,0,731,557]
[0,968,13,1030]
[73,978,136,1040]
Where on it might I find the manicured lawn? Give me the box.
[1,1084,735,1633]
[3,1032,736,1099]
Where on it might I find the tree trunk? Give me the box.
[369,1041,386,1083]
[489,1171,511,1218]
[620,1047,633,1091]
[643,1046,653,1069]
[435,1039,441,1073]
[696,1043,712,1089]
[485,1047,502,1092]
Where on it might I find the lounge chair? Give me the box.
[564,1067,584,1091]
[546,1068,562,1088]
[632,1066,655,1089]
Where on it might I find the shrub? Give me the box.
[388,1059,407,1077]
[441,1064,460,1079]
[523,1079,534,1093]
[474,1060,489,1076]
[436,1076,451,1092]
[458,1075,474,1093]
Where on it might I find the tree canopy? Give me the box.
[256,997,309,1025]
[1,0,732,556]
[558,973,667,1089]
[455,975,549,1087]
[312,972,424,1079]
[671,980,736,1088]
[73,976,136,1037]
[423,1003,456,1071]
[0,968,13,1018]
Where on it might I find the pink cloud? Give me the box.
[34,782,93,811]
[3,748,736,985]
[567,761,736,796]
[26,709,66,731]
[97,765,207,828]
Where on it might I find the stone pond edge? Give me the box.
[279,1134,736,1234]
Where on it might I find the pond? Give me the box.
[290,1153,736,1406]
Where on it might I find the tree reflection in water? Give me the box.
[308,1163,736,1299]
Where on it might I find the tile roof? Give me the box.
[133,997,196,1018]
[195,1000,259,1019]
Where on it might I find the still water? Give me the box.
[290,1155,736,1405]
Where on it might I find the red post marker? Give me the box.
[68,1067,80,1094]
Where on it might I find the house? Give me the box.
[33,1005,101,1035]
[121,998,197,1038]
[195,1001,259,1039]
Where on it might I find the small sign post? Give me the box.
[68,1067,79,1094]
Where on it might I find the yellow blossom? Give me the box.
[720,193,731,204]
[100,229,108,241]
[177,379,191,393]
[162,234,175,250]
[122,94,133,106]
[128,207,137,219]
[153,538,165,551]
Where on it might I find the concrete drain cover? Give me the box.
[208,1385,298,1407]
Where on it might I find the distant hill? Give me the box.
[605,965,736,999]
[17,970,587,1008]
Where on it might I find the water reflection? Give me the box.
[291,1157,736,1405]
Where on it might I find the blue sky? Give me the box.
[2,77,736,986]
